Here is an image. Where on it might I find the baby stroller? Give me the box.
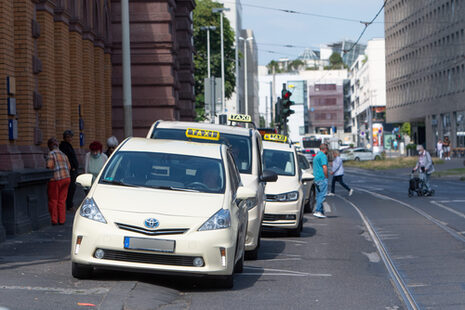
[408,170,434,197]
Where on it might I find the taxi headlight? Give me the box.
[275,191,299,202]
[198,209,231,231]
[79,198,107,224]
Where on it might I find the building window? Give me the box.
[442,113,451,137]
[456,111,465,147]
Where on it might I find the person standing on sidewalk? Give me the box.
[328,150,353,196]
[436,139,443,159]
[442,136,451,160]
[313,144,329,219]
[59,130,79,211]
[46,138,71,225]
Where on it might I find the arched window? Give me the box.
[93,0,101,35]
[104,0,111,44]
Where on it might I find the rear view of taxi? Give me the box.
[71,136,252,288]
[262,134,314,237]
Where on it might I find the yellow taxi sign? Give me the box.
[185,128,220,141]
[228,114,252,123]
[263,134,287,143]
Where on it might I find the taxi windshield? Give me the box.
[150,128,252,174]
[99,151,225,194]
[263,149,295,176]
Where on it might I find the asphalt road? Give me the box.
[0,169,464,310]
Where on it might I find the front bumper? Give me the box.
[263,200,301,229]
[71,216,236,276]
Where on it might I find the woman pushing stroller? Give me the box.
[412,145,435,196]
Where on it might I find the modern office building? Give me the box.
[385,0,465,151]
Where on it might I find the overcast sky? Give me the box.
[240,0,385,65]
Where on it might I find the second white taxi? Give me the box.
[262,134,314,237]
[72,137,253,288]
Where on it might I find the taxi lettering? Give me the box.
[185,128,220,141]
[264,134,287,143]
[228,114,252,123]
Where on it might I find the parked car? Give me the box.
[340,148,382,161]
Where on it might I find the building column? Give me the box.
[94,46,106,143]
[36,2,56,142]
[82,38,96,146]
[54,20,71,138]
[69,30,84,149]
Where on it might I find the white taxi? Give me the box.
[146,115,278,260]
[72,136,253,288]
[262,134,314,237]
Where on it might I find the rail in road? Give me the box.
[340,170,465,310]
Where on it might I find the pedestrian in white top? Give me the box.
[328,150,353,196]
[436,139,443,159]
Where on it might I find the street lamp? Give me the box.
[212,7,230,113]
[200,26,216,78]
[239,36,253,115]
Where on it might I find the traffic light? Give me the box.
[281,86,295,121]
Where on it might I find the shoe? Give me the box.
[349,189,354,196]
[313,212,326,219]
[327,193,335,196]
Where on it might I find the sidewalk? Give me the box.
[346,158,465,181]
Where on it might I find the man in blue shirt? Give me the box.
[313,144,329,218]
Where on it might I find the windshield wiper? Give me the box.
[149,185,200,192]
[100,179,139,187]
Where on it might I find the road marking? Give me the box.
[391,255,416,260]
[262,238,307,244]
[242,266,331,277]
[439,200,465,203]
[323,202,331,213]
[431,201,465,219]
[407,283,429,288]
[261,258,302,262]
[262,252,301,257]
[362,251,381,263]
[0,285,110,295]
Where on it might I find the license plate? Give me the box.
[124,237,175,253]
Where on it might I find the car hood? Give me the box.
[265,175,300,195]
[91,185,225,218]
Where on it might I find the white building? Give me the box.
[349,38,386,152]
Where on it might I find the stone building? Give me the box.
[111,0,196,139]
[385,0,465,151]
[0,0,112,241]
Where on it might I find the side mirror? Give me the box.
[302,171,314,183]
[260,170,278,183]
[76,173,93,189]
[236,186,256,200]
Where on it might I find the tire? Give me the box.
[354,157,360,161]
[288,209,303,237]
[408,190,413,197]
[219,275,234,289]
[304,186,316,213]
[72,262,93,279]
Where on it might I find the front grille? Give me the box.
[98,249,199,267]
[263,214,296,221]
[115,223,189,236]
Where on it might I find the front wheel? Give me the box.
[245,231,260,260]
[72,262,93,279]
[304,186,316,213]
[354,157,360,161]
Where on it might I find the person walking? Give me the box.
[105,136,119,157]
[436,139,443,159]
[59,130,79,211]
[46,138,71,225]
[442,136,451,160]
[313,144,329,219]
[328,150,353,196]
[413,145,435,196]
[85,141,108,182]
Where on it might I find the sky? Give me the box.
[239,0,386,65]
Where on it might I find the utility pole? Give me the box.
[212,7,230,114]
[121,0,133,137]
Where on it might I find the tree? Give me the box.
[329,52,344,69]
[400,122,411,137]
[289,59,305,72]
[266,60,281,74]
[193,0,236,120]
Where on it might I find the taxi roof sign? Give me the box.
[228,114,252,123]
[263,134,288,143]
[185,128,220,141]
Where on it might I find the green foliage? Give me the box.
[259,115,266,128]
[329,52,343,68]
[193,0,236,120]
[266,60,282,74]
[400,122,411,136]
